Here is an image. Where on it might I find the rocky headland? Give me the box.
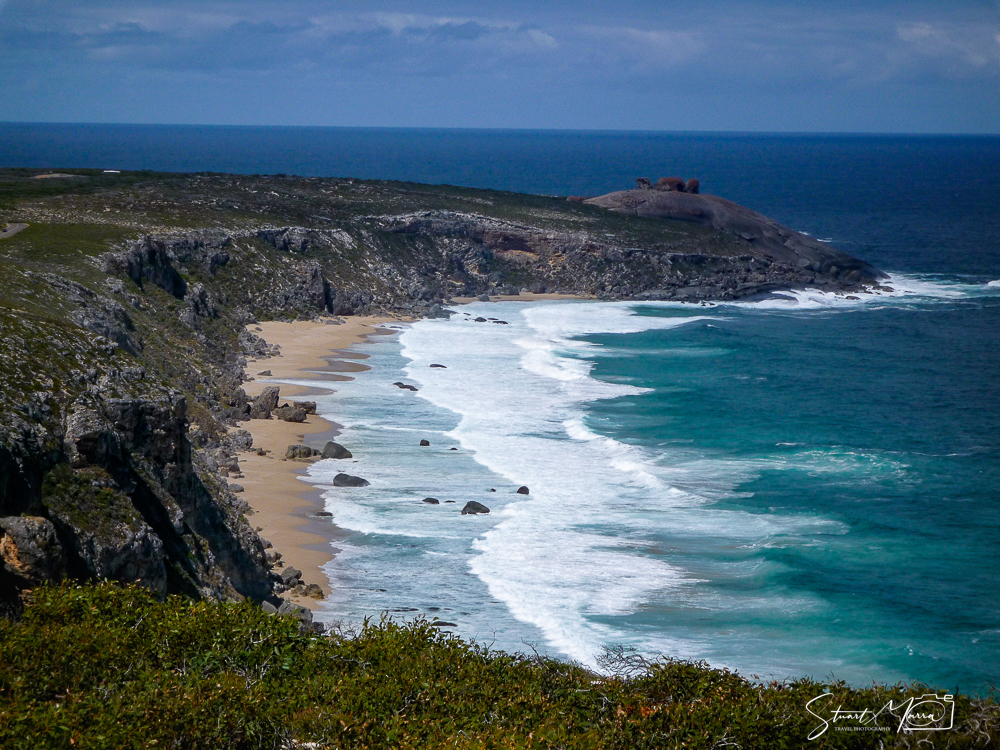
[0,167,888,614]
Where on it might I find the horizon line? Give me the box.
[2,120,998,139]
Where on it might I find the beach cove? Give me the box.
[235,292,585,610]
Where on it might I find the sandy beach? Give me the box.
[236,315,399,609]
[235,294,582,610]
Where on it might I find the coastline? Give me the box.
[236,315,400,610]
[235,295,583,609]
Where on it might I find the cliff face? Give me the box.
[0,382,271,606]
[0,168,888,607]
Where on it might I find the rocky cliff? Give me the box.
[0,168,888,609]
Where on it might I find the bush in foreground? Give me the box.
[0,583,997,749]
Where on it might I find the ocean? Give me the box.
[4,124,998,692]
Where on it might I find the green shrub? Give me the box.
[0,583,997,749]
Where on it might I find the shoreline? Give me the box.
[236,315,401,610]
[234,295,583,609]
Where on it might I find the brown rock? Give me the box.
[655,177,686,192]
[685,178,700,194]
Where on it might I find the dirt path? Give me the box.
[0,223,29,240]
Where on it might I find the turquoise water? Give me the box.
[581,286,1000,691]
[307,280,999,695]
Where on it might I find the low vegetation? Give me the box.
[1,583,997,749]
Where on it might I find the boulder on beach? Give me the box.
[477,294,492,302]
[249,385,281,419]
[302,583,324,599]
[293,400,317,414]
[333,473,370,487]
[272,406,307,423]
[420,439,430,447]
[281,567,302,585]
[422,497,440,505]
[516,486,530,495]
[321,441,352,459]
[285,444,319,459]
[461,501,490,515]
[258,386,280,410]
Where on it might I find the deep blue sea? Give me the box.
[4,124,998,693]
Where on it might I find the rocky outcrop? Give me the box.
[585,189,884,285]
[0,391,272,605]
[655,177,687,192]
[461,501,490,515]
[103,236,188,298]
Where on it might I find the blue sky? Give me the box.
[2,1,999,133]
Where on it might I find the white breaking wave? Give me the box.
[367,300,838,666]
[988,280,1000,288]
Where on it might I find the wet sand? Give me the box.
[236,316,399,610]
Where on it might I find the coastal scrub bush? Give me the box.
[0,582,997,749]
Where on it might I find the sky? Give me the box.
[1,0,999,133]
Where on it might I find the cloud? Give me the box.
[578,25,703,69]
[895,20,1000,72]
[1,0,998,131]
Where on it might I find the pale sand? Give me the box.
[235,316,400,610]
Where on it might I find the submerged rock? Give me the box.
[422,497,440,505]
